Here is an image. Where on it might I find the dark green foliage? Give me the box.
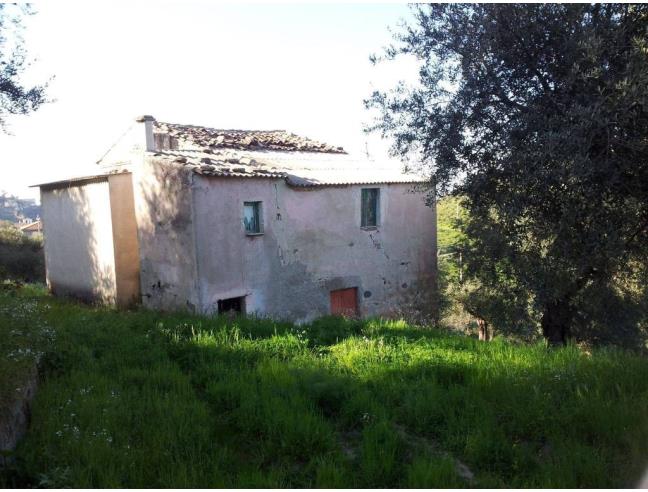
[0,5,48,131]
[2,290,648,488]
[436,197,466,309]
[368,4,648,346]
[436,197,537,341]
[0,222,44,282]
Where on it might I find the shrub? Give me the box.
[0,222,44,283]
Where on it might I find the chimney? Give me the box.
[135,115,156,151]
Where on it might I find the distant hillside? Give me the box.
[0,191,40,223]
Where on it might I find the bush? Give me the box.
[0,222,45,283]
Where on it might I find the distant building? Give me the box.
[34,116,436,322]
[19,220,43,239]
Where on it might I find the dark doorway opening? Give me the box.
[218,296,245,315]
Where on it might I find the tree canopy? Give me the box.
[368,4,648,346]
[0,4,47,132]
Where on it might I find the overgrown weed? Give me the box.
[1,289,647,487]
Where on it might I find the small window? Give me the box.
[218,296,245,315]
[361,188,380,228]
[243,201,263,234]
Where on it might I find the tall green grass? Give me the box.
[0,284,52,424]
[1,289,648,487]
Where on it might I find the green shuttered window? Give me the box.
[243,201,263,234]
[361,188,379,228]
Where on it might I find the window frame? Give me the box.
[243,201,263,235]
[360,187,380,229]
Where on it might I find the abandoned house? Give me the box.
[34,116,436,322]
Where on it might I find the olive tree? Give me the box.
[368,4,648,345]
[0,4,47,132]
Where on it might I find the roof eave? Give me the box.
[31,170,130,190]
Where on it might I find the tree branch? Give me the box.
[499,9,554,95]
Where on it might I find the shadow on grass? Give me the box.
[5,294,648,488]
[157,316,648,488]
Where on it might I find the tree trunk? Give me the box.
[541,297,573,345]
[477,318,491,341]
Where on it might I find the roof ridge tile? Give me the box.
[153,121,346,154]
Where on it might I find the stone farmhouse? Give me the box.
[35,116,437,322]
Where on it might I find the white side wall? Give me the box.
[40,180,118,303]
[192,176,436,322]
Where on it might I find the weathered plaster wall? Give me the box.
[97,120,148,171]
[108,173,141,307]
[192,177,436,322]
[132,157,200,311]
[40,180,117,303]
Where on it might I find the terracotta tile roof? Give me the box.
[154,122,347,154]
[152,148,427,187]
[154,149,287,179]
[151,119,427,186]
[20,220,42,232]
[36,119,427,189]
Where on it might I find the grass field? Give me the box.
[1,287,648,488]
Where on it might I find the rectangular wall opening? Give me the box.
[218,296,245,315]
[243,201,263,235]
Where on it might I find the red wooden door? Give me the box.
[330,288,358,317]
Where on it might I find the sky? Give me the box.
[0,2,420,200]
